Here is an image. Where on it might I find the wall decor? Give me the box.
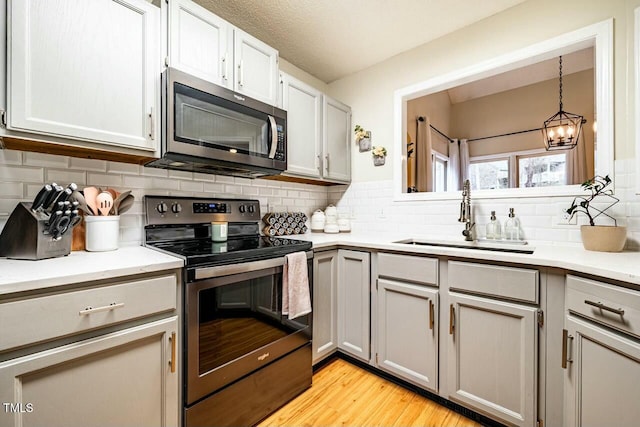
[354,125,372,152]
[372,146,387,166]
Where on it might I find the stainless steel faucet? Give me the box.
[458,179,475,241]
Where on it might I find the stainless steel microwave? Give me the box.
[145,68,286,178]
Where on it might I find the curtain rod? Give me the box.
[466,127,542,142]
[416,116,455,143]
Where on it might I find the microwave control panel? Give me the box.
[275,125,285,161]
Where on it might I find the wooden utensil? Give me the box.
[83,187,100,216]
[96,192,113,216]
[106,188,118,201]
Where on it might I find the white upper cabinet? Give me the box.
[234,28,279,105]
[280,72,323,178]
[167,0,279,106]
[7,0,159,151]
[323,96,351,183]
[168,0,229,86]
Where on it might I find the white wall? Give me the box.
[327,0,637,183]
[324,0,640,247]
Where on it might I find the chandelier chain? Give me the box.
[559,56,563,111]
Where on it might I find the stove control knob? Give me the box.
[248,205,256,214]
[239,205,247,213]
[156,202,168,214]
[171,203,182,214]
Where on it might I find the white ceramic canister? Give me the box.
[324,204,338,221]
[310,209,325,232]
[85,215,120,252]
[337,213,351,232]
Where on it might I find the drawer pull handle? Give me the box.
[584,300,625,316]
[170,332,176,373]
[79,302,125,316]
[561,328,574,369]
[429,300,434,330]
[449,304,455,335]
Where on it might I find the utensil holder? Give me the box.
[0,202,72,260]
[85,215,120,252]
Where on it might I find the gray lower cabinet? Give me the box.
[337,250,370,362]
[312,250,339,364]
[563,275,640,427]
[447,292,538,427]
[377,278,438,391]
[0,271,181,427]
[0,317,179,427]
[563,316,640,427]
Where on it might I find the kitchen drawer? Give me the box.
[0,274,177,352]
[566,275,640,339]
[448,261,538,303]
[377,253,438,285]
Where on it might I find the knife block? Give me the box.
[0,202,72,260]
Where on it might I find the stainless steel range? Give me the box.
[144,196,313,427]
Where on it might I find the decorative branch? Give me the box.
[566,175,619,226]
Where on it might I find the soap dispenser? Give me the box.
[485,211,501,240]
[504,207,521,241]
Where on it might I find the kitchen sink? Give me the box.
[394,238,535,254]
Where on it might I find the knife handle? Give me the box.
[31,184,53,212]
[43,185,63,212]
[52,188,73,207]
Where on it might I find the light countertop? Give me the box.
[0,246,184,296]
[291,232,640,286]
[2,233,639,296]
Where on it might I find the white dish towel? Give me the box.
[282,251,312,319]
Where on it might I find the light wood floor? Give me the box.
[258,358,482,427]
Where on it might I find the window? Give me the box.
[469,158,509,190]
[517,152,567,187]
[433,153,448,192]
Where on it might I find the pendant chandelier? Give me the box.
[542,56,585,151]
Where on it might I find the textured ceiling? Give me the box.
[193,0,526,83]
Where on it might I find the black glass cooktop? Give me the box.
[151,235,312,267]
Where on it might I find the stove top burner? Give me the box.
[151,235,312,267]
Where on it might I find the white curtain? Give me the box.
[416,117,433,192]
[448,138,460,191]
[459,138,470,184]
[567,136,588,185]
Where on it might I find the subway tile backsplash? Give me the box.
[0,150,329,246]
[328,159,640,250]
[1,150,639,250]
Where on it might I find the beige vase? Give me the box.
[580,225,627,252]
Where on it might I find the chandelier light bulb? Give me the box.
[557,126,565,137]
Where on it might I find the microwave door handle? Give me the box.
[268,115,278,159]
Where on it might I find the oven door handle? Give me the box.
[194,250,313,280]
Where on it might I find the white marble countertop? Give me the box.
[0,246,184,296]
[290,232,640,286]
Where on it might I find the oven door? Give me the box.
[185,252,312,405]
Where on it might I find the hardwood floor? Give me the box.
[258,358,482,427]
